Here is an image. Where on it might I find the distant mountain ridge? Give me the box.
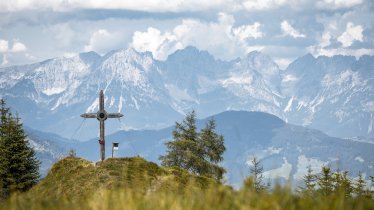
[282,54,374,139]
[0,46,373,140]
[26,111,374,188]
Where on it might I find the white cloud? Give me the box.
[1,54,8,66]
[316,0,363,9]
[0,0,293,12]
[309,20,369,58]
[232,22,263,40]
[337,22,363,47]
[11,41,27,52]
[0,39,27,53]
[63,52,78,58]
[0,0,231,12]
[241,0,287,10]
[308,46,374,58]
[1,0,372,68]
[0,40,9,53]
[47,23,76,49]
[0,39,29,66]
[0,0,325,13]
[0,0,59,12]
[131,13,265,60]
[274,58,292,70]
[319,32,332,48]
[281,20,306,38]
[84,29,123,54]
[25,53,37,60]
[70,0,232,12]
[0,0,366,13]
[132,27,180,60]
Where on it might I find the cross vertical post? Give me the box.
[81,90,123,161]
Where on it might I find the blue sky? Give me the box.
[0,0,373,69]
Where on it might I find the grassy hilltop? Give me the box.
[27,156,215,198]
[2,156,374,210]
[1,156,223,209]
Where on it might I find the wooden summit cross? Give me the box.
[81,90,123,161]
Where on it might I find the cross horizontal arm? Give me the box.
[107,113,124,118]
[80,113,97,118]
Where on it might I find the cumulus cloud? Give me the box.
[25,53,36,60]
[47,23,76,49]
[0,0,290,12]
[132,27,180,60]
[0,39,27,53]
[0,0,231,12]
[0,38,37,67]
[309,15,371,59]
[274,58,293,70]
[281,20,306,38]
[84,29,123,54]
[1,0,373,68]
[131,13,265,60]
[309,22,368,57]
[0,40,9,53]
[1,0,357,13]
[241,0,287,10]
[1,54,8,66]
[319,32,332,48]
[316,0,363,9]
[0,0,60,12]
[11,41,27,52]
[232,22,263,40]
[70,0,230,12]
[309,46,374,58]
[63,52,78,58]
[337,22,363,47]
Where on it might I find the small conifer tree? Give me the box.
[354,171,366,197]
[248,156,266,192]
[198,119,226,180]
[317,166,333,196]
[301,165,316,193]
[160,111,226,181]
[333,170,352,197]
[0,99,40,199]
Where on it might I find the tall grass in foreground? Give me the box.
[1,157,374,210]
[2,183,374,210]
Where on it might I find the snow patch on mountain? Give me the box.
[284,97,294,112]
[109,96,115,107]
[221,73,253,86]
[264,146,283,155]
[86,97,99,113]
[282,74,298,83]
[118,95,124,112]
[355,156,365,163]
[263,157,292,180]
[197,76,217,94]
[131,95,140,110]
[42,87,65,96]
[29,139,48,153]
[166,84,196,103]
[293,155,328,181]
[364,102,374,112]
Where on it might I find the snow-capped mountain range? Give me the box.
[0,46,373,140]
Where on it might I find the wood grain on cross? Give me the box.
[81,90,123,161]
